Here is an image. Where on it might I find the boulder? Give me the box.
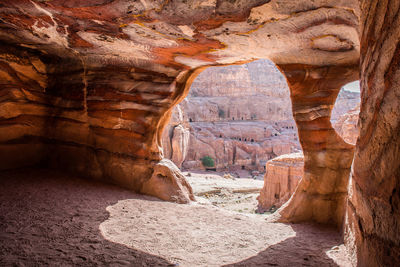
[141,159,195,204]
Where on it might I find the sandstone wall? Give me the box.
[344,0,400,265]
[258,153,304,211]
[270,64,358,226]
[0,0,361,214]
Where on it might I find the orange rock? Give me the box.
[258,153,304,211]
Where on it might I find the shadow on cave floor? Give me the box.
[224,224,348,266]
[0,168,172,266]
[0,168,351,266]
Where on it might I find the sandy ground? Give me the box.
[0,168,352,266]
[184,171,264,214]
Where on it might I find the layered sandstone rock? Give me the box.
[0,0,360,215]
[344,1,400,265]
[331,89,360,122]
[3,1,400,264]
[178,60,299,172]
[258,153,304,211]
[269,64,358,226]
[141,159,194,204]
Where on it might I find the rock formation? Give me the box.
[344,1,400,265]
[0,0,360,220]
[267,64,358,227]
[258,153,304,211]
[141,159,194,203]
[163,60,359,172]
[2,0,399,264]
[331,89,361,122]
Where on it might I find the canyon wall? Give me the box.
[0,0,363,229]
[345,0,400,265]
[163,60,360,172]
[3,1,400,264]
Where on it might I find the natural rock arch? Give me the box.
[0,0,361,226]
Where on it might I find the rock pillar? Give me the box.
[270,64,357,226]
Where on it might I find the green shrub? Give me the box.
[201,156,215,168]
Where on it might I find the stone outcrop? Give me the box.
[333,104,360,145]
[0,0,361,223]
[2,0,400,264]
[141,159,194,204]
[344,1,400,265]
[258,153,304,211]
[163,60,359,172]
[269,64,358,226]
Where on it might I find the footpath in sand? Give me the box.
[0,169,352,266]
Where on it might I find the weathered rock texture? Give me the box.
[163,60,359,172]
[141,159,194,203]
[270,64,358,226]
[344,1,400,265]
[0,0,360,215]
[258,153,304,211]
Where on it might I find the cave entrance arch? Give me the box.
[0,0,362,231]
[161,59,299,175]
[161,58,303,215]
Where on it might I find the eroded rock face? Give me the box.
[171,125,190,169]
[0,0,360,208]
[141,159,194,204]
[269,64,358,226]
[344,1,400,265]
[258,153,304,211]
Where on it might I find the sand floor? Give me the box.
[0,168,352,266]
[185,171,264,214]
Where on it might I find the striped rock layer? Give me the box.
[3,2,399,263]
[0,0,359,217]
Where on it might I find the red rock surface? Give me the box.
[344,1,400,265]
[258,153,304,211]
[0,1,360,209]
[1,0,399,264]
[269,64,357,226]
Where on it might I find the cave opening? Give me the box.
[161,59,362,217]
[161,59,301,215]
[1,1,398,265]
[331,80,361,146]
